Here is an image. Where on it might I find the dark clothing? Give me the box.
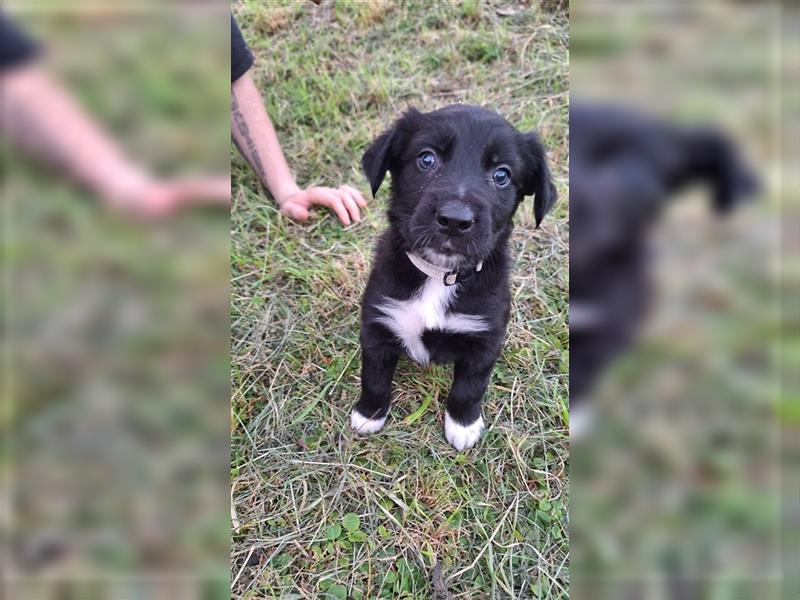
[231,16,253,82]
[0,13,39,70]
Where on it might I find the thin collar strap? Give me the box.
[405,252,483,286]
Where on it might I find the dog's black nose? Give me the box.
[436,202,474,234]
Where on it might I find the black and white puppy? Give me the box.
[350,105,556,450]
[569,103,758,436]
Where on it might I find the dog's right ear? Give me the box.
[361,128,395,198]
[362,108,422,198]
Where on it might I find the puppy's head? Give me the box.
[569,104,760,270]
[362,105,556,267]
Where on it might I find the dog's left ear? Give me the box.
[519,132,557,227]
[674,127,759,214]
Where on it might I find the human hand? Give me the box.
[276,185,367,226]
[103,171,231,218]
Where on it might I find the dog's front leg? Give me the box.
[350,343,399,435]
[445,357,495,450]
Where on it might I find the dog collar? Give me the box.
[405,252,483,286]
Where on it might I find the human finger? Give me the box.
[341,185,367,208]
[337,187,362,223]
[172,177,232,207]
[308,188,351,225]
[280,201,310,221]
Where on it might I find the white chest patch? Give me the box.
[375,278,489,364]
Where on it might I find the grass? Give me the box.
[230,1,569,598]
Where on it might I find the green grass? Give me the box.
[231,1,569,598]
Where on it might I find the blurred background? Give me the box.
[570,1,793,599]
[2,2,230,598]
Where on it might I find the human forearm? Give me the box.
[230,70,366,225]
[0,65,150,201]
[231,71,299,203]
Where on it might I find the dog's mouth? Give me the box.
[439,240,458,256]
[420,247,467,270]
[408,232,490,270]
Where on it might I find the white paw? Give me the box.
[444,412,485,450]
[350,409,387,435]
[569,404,594,441]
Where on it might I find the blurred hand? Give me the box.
[104,172,231,218]
[276,184,367,226]
[2,64,231,220]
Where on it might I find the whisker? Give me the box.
[411,232,431,253]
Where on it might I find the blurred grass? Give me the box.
[3,6,230,597]
[231,1,568,598]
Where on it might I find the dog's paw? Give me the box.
[569,403,594,441]
[444,412,485,450]
[350,409,387,435]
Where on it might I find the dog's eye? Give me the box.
[417,150,437,171]
[493,167,511,187]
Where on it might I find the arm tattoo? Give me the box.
[231,89,267,182]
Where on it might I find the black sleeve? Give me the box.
[0,13,40,71]
[231,16,254,83]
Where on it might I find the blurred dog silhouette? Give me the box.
[569,103,758,435]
